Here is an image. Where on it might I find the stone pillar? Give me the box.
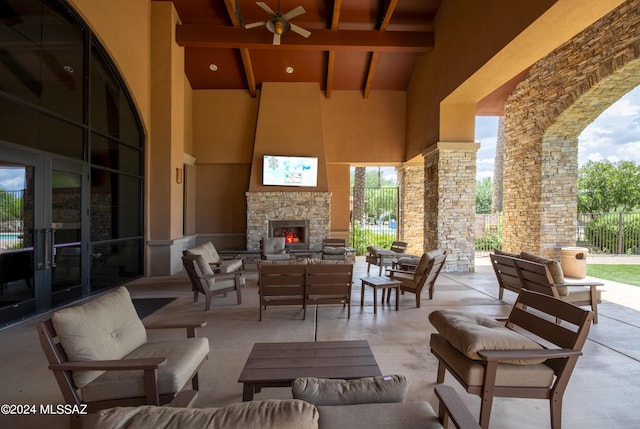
[398,164,424,256]
[424,142,480,272]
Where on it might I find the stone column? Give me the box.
[424,142,480,272]
[398,164,424,256]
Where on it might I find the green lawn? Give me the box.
[586,264,640,287]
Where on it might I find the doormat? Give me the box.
[132,297,177,319]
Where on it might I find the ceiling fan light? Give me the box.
[274,20,284,35]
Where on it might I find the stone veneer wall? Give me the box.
[424,143,478,272]
[503,0,640,258]
[246,192,331,251]
[398,165,424,256]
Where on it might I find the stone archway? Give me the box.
[502,0,640,258]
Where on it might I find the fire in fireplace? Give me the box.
[269,220,309,249]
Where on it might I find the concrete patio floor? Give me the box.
[1,256,639,428]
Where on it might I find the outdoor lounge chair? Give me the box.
[365,241,408,275]
[321,238,348,260]
[182,253,243,310]
[36,287,209,429]
[386,250,447,305]
[429,289,594,429]
[261,236,291,261]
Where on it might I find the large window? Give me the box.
[0,0,144,323]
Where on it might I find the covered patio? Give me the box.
[1,256,639,428]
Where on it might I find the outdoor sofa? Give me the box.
[93,375,480,429]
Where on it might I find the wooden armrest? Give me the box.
[50,357,166,371]
[144,320,207,338]
[555,281,604,287]
[167,390,198,408]
[387,268,414,274]
[144,320,207,330]
[478,348,583,361]
[434,384,481,429]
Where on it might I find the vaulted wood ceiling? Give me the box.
[170,0,440,98]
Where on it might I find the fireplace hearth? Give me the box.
[245,191,331,251]
[269,220,309,250]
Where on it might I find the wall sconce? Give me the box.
[176,168,183,184]
[427,166,434,181]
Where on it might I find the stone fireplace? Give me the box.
[246,192,331,251]
[269,219,309,249]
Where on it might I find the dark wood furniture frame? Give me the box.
[490,253,602,323]
[36,318,207,429]
[431,289,594,429]
[238,340,381,401]
[182,254,242,311]
[387,253,447,306]
[306,262,353,318]
[360,276,401,314]
[258,263,307,320]
[366,240,408,275]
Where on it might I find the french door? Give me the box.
[0,143,89,325]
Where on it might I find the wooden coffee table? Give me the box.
[360,276,401,314]
[238,340,381,401]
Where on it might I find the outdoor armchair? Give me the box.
[182,253,243,310]
[321,238,348,261]
[261,236,291,261]
[36,286,208,428]
[429,289,594,429]
[386,250,446,305]
[365,241,408,275]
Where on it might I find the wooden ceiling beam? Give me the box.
[223,0,256,97]
[326,0,343,98]
[176,26,433,52]
[363,0,398,98]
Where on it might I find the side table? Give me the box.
[360,276,401,314]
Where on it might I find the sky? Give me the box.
[475,85,640,181]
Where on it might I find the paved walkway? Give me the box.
[476,253,640,311]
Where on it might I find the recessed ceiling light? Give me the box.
[285,66,294,74]
[209,64,218,72]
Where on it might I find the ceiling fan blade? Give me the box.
[256,2,277,16]
[272,33,281,45]
[244,21,266,29]
[289,23,311,38]
[283,6,306,20]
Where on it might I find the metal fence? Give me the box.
[0,189,24,250]
[350,186,399,255]
[475,212,640,255]
[577,212,640,255]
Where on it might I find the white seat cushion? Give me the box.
[81,337,209,402]
[430,334,554,387]
[429,309,545,365]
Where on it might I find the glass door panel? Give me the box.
[0,157,37,325]
[0,144,88,325]
[51,169,82,292]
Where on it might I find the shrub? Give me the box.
[584,213,640,255]
[350,223,395,255]
[475,233,502,252]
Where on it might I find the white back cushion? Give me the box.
[52,287,147,388]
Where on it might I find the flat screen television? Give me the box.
[263,155,318,187]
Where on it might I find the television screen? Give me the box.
[263,155,318,187]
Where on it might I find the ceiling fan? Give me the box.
[244,1,311,45]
